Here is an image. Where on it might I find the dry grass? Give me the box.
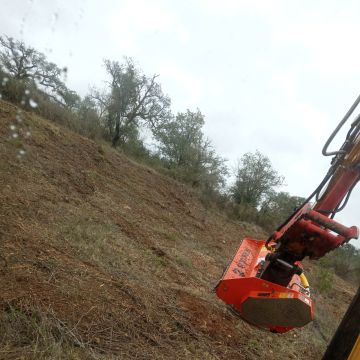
[0,301,86,360]
[0,99,357,359]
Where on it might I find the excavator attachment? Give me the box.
[215,239,313,333]
[216,96,360,335]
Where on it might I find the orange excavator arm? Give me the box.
[215,95,360,333]
[262,96,360,285]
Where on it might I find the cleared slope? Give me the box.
[0,100,356,360]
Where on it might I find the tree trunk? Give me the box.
[112,118,120,147]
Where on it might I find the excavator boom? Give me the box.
[216,95,360,333]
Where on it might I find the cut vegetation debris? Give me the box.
[0,100,357,359]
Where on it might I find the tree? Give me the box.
[102,58,171,147]
[0,35,39,80]
[60,88,81,110]
[198,139,228,192]
[154,109,227,190]
[64,95,102,139]
[89,88,111,120]
[0,35,74,107]
[258,191,305,230]
[231,150,284,207]
[154,109,204,167]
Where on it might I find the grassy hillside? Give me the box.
[0,100,356,360]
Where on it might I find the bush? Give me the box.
[0,72,105,141]
[318,244,360,285]
[315,265,334,293]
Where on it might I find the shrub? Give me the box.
[315,264,334,293]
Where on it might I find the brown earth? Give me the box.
[0,100,356,359]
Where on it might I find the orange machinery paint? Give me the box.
[215,238,313,333]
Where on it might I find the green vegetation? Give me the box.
[0,36,227,198]
[315,266,334,293]
[0,46,357,359]
[318,244,360,285]
[0,35,79,108]
[0,34,359,254]
[93,58,171,148]
[231,150,284,207]
[258,191,306,231]
[154,109,228,192]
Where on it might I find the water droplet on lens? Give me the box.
[25,89,30,95]
[29,98,38,108]
[12,133,18,139]
[10,125,16,130]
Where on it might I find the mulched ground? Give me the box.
[0,100,356,359]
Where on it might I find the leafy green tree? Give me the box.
[71,95,103,138]
[231,150,284,207]
[154,109,204,167]
[154,109,227,190]
[76,95,98,119]
[0,35,77,108]
[0,35,40,80]
[259,191,305,230]
[101,57,171,147]
[89,88,111,124]
[59,88,81,110]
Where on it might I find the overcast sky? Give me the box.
[1,0,359,246]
